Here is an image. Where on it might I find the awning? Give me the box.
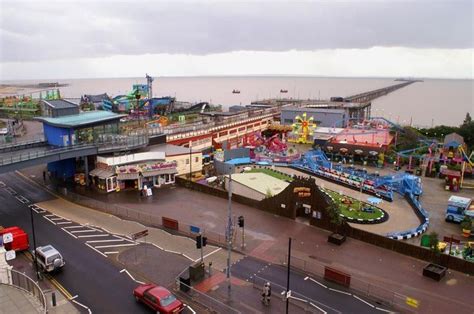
[89,168,115,179]
[117,173,140,180]
[142,168,178,177]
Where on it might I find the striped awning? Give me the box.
[89,168,115,179]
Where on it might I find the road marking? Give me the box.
[56,221,72,225]
[50,217,68,221]
[353,295,375,308]
[94,243,136,249]
[44,214,56,218]
[70,229,102,233]
[42,216,57,225]
[63,225,84,229]
[72,299,92,314]
[85,243,108,258]
[70,295,78,300]
[0,181,5,188]
[77,234,110,238]
[184,304,196,314]
[120,269,145,284]
[193,247,222,262]
[104,251,119,255]
[304,276,328,288]
[48,276,73,300]
[375,306,393,312]
[309,302,328,314]
[289,295,308,303]
[61,228,78,239]
[328,288,352,295]
[86,239,126,243]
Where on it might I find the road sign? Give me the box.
[131,230,149,241]
[286,290,292,299]
[190,225,200,234]
[2,232,13,244]
[5,250,16,261]
[406,297,419,308]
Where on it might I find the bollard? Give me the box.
[52,292,56,307]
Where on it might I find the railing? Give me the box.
[0,268,47,313]
[0,135,46,150]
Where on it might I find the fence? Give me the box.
[0,268,47,313]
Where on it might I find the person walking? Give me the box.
[261,282,271,306]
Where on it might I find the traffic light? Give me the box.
[238,216,244,228]
[202,236,208,247]
[196,235,202,249]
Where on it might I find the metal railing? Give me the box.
[0,268,47,313]
[0,135,46,149]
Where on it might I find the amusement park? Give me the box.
[1,75,473,313]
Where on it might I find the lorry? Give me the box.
[445,196,474,223]
[0,226,29,251]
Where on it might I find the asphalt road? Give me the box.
[0,172,150,313]
[231,256,393,314]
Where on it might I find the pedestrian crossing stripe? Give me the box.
[406,297,419,308]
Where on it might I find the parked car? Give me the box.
[133,283,184,313]
[0,226,29,251]
[33,245,65,273]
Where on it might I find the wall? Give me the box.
[43,124,73,146]
[224,177,265,201]
[47,158,76,179]
[166,152,202,176]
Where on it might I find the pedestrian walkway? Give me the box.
[0,285,42,314]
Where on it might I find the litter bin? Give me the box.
[179,276,191,293]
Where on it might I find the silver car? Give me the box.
[34,245,65,273]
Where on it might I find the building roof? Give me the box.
[228,172,289,196]
[282,106,345,114]
[148,143,200,156]
[36,110,126,128]
[82,94,111,103]
[41,99,78,109]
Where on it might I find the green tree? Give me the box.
[428,231,440,255]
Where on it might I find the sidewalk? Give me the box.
[20,166,474,313]
[0,285,42,314]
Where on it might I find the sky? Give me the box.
[0,0,473,80]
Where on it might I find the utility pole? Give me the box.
[286,237,292,314]
[189,144,192,182]
[200,233,204,262]
[226,168,233,296]
[30,207,39,279]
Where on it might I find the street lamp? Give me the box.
[29,207,40,279]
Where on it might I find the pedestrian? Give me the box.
[42,170,46,183]
[261,282,271,306]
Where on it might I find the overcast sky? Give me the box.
[0,0,473,79]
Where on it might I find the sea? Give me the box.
[3,77,473,127]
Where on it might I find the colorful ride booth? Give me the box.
[36,109,127,183]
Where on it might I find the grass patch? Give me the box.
[325,189,384,220]
[247,168,293,182]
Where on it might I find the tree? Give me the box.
[265,188,273,198]
[463,112,472,126]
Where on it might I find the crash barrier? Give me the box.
[0,268,47,313]
[324,266,351,287]
[386,193,429,240]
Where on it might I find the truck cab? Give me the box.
[0,226,29,251]
[445,196,473,223]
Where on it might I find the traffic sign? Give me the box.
[5,250,16,261]
[2,233,13,244]
[286,290,292,299]
[406,296,419,308]
[190,225,200,234]
[131,229,149,241]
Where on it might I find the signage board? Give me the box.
[2,233,13,244]
[131,230,149,241]
[190,225,200,234]
[5,250,16,261]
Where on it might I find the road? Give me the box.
[231,256,393,314]
[0,172,153,313]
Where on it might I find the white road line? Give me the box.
[305,276,328,289]
[71,299,92,314]
[56,221,72,225]
[70,295,78,300]
[289,295,308,303]
[119,269,145,284]
[50,217,68,221]
[328,288,352,295]
[113,235,136,243]
[375,306,393,312]
[85,243,108,258]
[193,247,222,262]
[309,302,328,314]
[94,243,136,249]
[44,214,56,218]
[61,228,78,239]
[43,216,57,225]
[86,239,126,244]
[77,234,110,238]
[70,229,102,234]
[184,304,196,314]
[63,226,84,229]
[104,251,119,255]
[353,295,375,308]
[31,207,41,214]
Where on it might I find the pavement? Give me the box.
[19,165,474,313]
[0,285,42,314]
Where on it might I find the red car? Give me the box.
[133,283,184,314]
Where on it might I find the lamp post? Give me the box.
[226,164,233,297]
[29,207,40,279]
[189,143,192,181]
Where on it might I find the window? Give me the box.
[186,159,189,165]
[144,292,156,304]
[160,294,177,307]
[195,157,199,163]
[284,119,293,124]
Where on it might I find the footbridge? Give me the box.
[0,133,148,174]
[344,81,415,103]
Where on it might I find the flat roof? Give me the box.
[229,172,289,196]
[42,99,78,109]
[36,111,126,128]
[148,143,199,156]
